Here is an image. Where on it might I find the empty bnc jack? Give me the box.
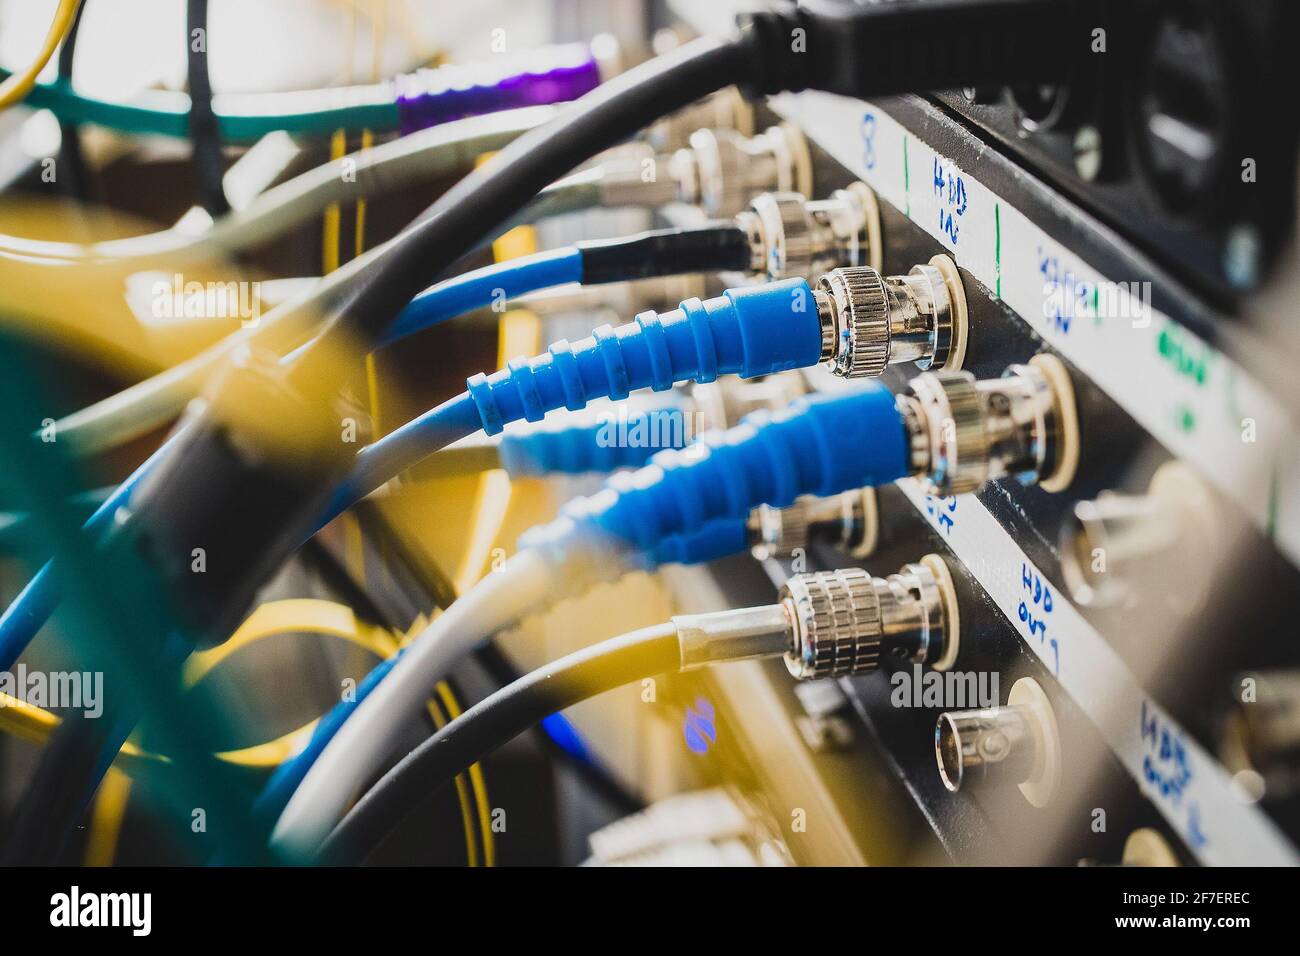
[1060,461,1218,608]
[814,255,968,379]
[936,676,1061,807]
[1220,669,1300,802]
[898,353,1080,496]
[749,487,880,562]
[780,557,960,680]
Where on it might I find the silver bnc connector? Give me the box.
[670,124,812,218]
[898,353,1080,496]
[813,254,968,379]
[733,182,880,280]
[779,558,958,680]
[748,487,880,561]
[673,603,794,672]
[671,558,960,679]
[1059,461,1218,609]
[935,677,1061,807]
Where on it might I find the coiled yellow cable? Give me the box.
[0,0,81,111]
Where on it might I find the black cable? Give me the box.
[292,35,755,388]
[55,0,92,202]
[577,224,752,284]
[0,705,117,864]
[471,641,645,817]
[297,0,1082,380]
[186,0,229,215]
[319,623,680,864]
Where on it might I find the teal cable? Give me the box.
[21,75,399,143]
[5,41,603,143]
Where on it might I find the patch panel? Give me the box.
[665,0,1300,870]
[1,0,1296,916]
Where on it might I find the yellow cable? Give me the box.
[0,690,300,772]
[1,702,301,776]
[0,690,58,744]
[355,126,374,255]
[425,693,478,867]
[84,769,131,867]
[435,681,496,866]
[0,0,80,111]
[1,599,400,776]
[184,598,399,685]
[321,129,348,275]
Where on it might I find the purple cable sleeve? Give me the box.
[394,44,601,134]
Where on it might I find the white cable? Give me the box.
[0,106,559,266]
[270,550,558,856]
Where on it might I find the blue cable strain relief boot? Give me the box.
[519,385,909,569]
[497,406,694,477]
[649,517,751,568]
[466,277,823,436]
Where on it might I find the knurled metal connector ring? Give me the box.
[750,499,811,561]
[780,568,882,679]
[906,370,991,496]
[818,266,890,379]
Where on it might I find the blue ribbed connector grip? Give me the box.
[466,278,821,436]
[520,386,909,574]
[497,407,691,477]
[651,519,750,567]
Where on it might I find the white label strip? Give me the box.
[768,90,1300,569]
[899,478,1298,865]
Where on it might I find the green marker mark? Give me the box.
[903,136,910,217]
[1157,322,1210,387]
[994,202,1002,299]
